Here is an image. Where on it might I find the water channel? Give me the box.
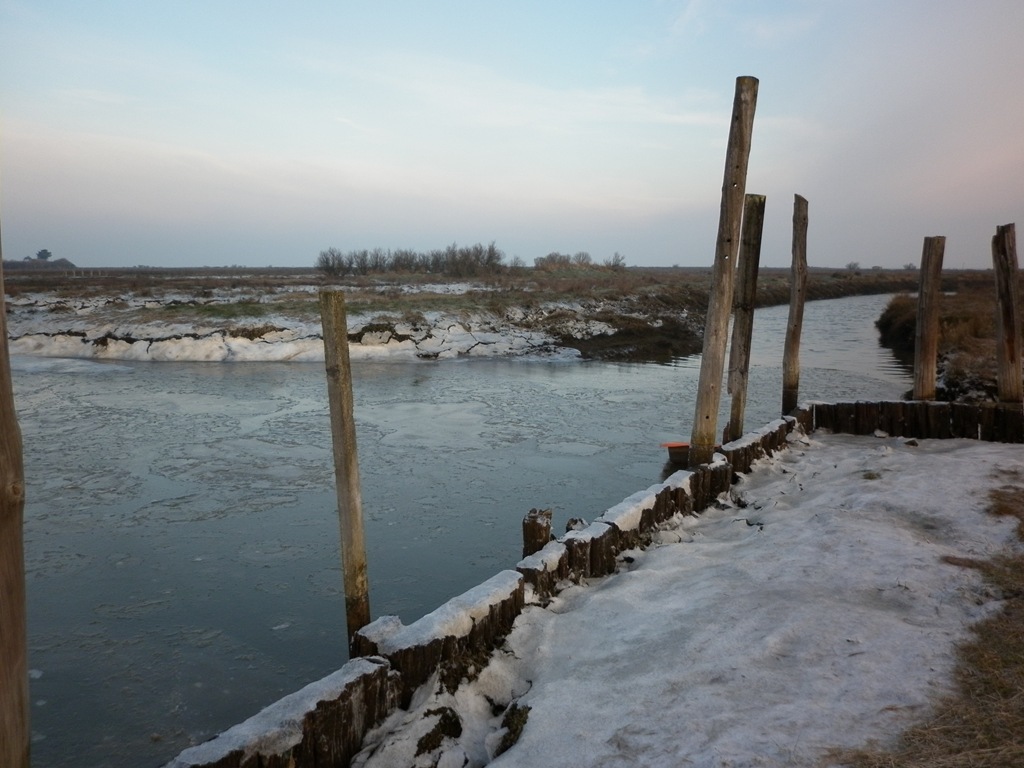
[13,293,910,767]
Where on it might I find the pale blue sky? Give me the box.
[2,1,1023,269]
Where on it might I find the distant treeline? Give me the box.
[315,242,627,277]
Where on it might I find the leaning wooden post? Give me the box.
[320,291,371,642]
[913,236,946,400]
[992,223,1023,403]
[0,235,30,768]
[781,194,809,416]
[725,193,766,442]
[689,75,758,467]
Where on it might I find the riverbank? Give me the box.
[876,286,1018,402]
[168,426,1024,768]
[3,266,951,363]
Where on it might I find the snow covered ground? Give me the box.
[350,431,1023,768]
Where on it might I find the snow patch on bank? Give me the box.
[5,284,692,362]
[6,295,577,362]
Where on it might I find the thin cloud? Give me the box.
[669,0,706,38]
[303,50,727,134]
[741,13,819,45]
[58,88,128,105]
[332,115,369,132]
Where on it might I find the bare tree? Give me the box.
[604,252,626,270]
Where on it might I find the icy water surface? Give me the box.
[14,294,909,767]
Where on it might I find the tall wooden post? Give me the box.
[992,223,1023,403]
[0,232,29,768]
[689,75,759,467]
[781,194,809,415]
[725,193,766,442]
[320,291,371,643]
[913,236,946,400]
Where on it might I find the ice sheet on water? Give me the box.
[9,354,135,374]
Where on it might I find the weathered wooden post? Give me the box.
[320,291,371,642]
[522,508,553,557]
[992,223,1023,403]
[913,236,946,400]
[689,75,759,467]
[0,239,30,768]
[725,193,766,442]
[781,194,809,416]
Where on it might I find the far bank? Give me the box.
[4,265,982,363]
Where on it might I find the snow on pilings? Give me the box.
[170,400,1024,768]
[163,658,400,768]
[351,571,526,709]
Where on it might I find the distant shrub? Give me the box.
[604,252,627,270]
[534,252,572,271]
[316,242,506,278]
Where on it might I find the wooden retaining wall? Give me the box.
[166,401,1019,767]
[166,416,797,768]
[808,399,1024,443]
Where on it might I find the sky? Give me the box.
[2,0,1023,270]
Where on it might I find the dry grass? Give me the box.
[4,264,928,315]
[876,283,1008,356]
[876,283,1017,399]
[830,472,1024,768]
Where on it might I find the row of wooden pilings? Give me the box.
[687,76,1022,470]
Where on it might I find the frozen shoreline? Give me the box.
[349,432,1024,767]
[4,288,622,362]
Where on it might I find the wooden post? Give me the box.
[781,194,809,415]
[725,193,766,442]
[320,291,371,642]
[992,223,1023,403]
[913,236,946,400]
[689,75,758,467]
[0,239,30,768]
[522,508,553,558]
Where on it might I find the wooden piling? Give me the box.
[522,508,553,558]
[913,236,946,400]
[689,75,758,467]
[781,194,809,416]
[0,248,29,768]
[320,291,371,642]
[725,193,766,442]
[992,223,1023,403]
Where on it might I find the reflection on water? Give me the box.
[14,293,908,767]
